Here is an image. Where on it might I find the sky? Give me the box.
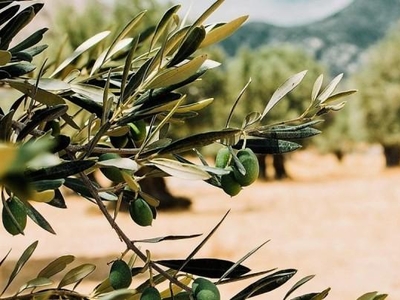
[163,0,354,27]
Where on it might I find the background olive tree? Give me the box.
[0,1,384,300]
[351,20,400,166]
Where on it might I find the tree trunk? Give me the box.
[382,144,400,167]
[257,154,267,180]
[273,154,289,180]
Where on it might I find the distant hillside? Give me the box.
[220,0,400,75]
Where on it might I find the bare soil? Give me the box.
[1,148,399,299]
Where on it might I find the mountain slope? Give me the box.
[220,0,400,74]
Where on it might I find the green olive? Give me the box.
[233,148,259,186]
[129,120,147,142]
[109,259,132,290]
[215,147,231,168]
[129,198,153,227]
[192,278,220,300]
[2,197,27,235]
[220,172,241,197]
[140,286,161,300]
[99,153,125,183]
[110,135,128,148]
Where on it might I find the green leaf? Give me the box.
[6,80,66,106]
[51,31,110,77]
[262,70,308,119]
[150,158,211,180]
[147,54,208,89]
[158,129,241,154]
[234,138,302,154]
[356,292,384,300]
[31,179,65,192]
[156,258,250,279]
[71,83,113,103]
[58,263,96,288]
[0,109,15,142]
[317,73,343,104]
[38,255,75,278]
[27,78,70,91]
[22,200,56,234]
[310,288,330,300]
[251,127,321,140]
[9,28,48,53]
[0,249,11,267]
[91,11,146,75]
[0,62,36,78]
[200,15,249,48]
[18,277,53,293]
[97,289,138,300]
[322,89,357,104]
[283,275,315,300]
[218,241,269,284]
[1,241,38,296]
[97,157,138,171]
[311,74,324,102]
[25,160,96,181]
[0,5,20,29]
[132,234,202,243]
[230,269,297,300]
[150,5,181,50]
[167,26,206,67]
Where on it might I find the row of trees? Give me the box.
[47,0,400,172]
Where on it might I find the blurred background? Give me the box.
[2,0,400,299]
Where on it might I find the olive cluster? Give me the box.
[215,147,259,197]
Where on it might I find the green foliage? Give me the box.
[0,1,382,299]
[352,20,400,146]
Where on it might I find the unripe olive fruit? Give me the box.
[129,198,153,227]
[192,278,220,300]
[215,147,231,168]
[220,172,241,197]
[2,197,27,235]
[99,153,125,183]
[109,259,132,290]
[233,148,259,186]
[140,286,161,300]
[129,120,147,142]
[110,135,128,148]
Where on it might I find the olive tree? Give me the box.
[0,1,381,300]
[352,21,400,166]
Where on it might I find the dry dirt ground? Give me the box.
[1,148,399,299]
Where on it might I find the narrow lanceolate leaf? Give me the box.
[9,28,48,53]
[316,73,343,104]
[97,157,138,172]
[91,11,145,75]
[158,129,241,154]
[25,160,96,181]
[234,138,301,154]
[6,80,65,105]
[262,70,308,119]
[356,292,388,300]
[150,158,211,180]
[175,98,214,113]
[0,249,12,267]
[132,233,202,244]
[192,0,224,28]
[156,258,250,279]
[147,54,208,89]
[150,5,181,50]
[309,288,331,300]
[167,26,206,67]
[230,269,297,300]
[251,127,321,140]
[200,15,249,48]
[322,89,357,105]
[51,31,110,77]
[31,179,65,192]
[1,241,38,296]
[311,74,324,102]
[18,277,53,293]
[58,264,96,288]
[283,275,315,300]
[22,200,56,234]
[0,109,15,142]
[71,83,114,103]
[38,255,75,278]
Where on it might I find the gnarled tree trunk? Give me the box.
[382,144,400,167]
